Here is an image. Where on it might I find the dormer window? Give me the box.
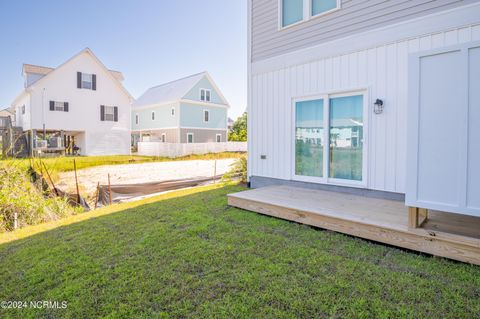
[77,72,97,90]
[200,89,211,102]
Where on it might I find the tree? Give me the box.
[228,112,247,142]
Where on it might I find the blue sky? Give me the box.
[0,0,247,119]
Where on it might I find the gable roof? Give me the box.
[12,48,131,105]
[23,63,124,82]
[132,71,229,108]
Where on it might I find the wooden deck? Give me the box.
[228,185,480,265]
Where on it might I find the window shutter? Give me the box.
[77,72,82,88]
[114,106,118,122]
[64,102,69,112]
[100,105,105,121]
[49,101,54,111]
[92,74,96,90]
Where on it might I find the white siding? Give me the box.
[249,23,480,193]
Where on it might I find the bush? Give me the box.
[222,156,247,183]
[0,163,81,232]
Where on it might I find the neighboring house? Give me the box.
[10,48,132,156]
[246,1,480,216]
[132,72,229,144]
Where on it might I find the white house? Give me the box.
[131,72,229,145]
[246,1,480,217]
[10,48,132,156]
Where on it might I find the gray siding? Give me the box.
[251,0,478,62]
[180,129,227,143]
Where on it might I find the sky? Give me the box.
[0,0,247,119]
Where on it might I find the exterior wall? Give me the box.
[13,94,30,129]
[183,76,226,105]
[134,128,180,143]
[138,141,247,157]
[179,102,227,129]
[251,0,479,61]
[248,6,480,194]
[179,128,227,143]
[132,103,178,131]
[24,51,130,155]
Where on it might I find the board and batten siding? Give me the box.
[251,0,479,62]
[249,23,480,194]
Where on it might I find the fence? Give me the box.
[137,142,247,157]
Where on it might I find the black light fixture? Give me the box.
[374,99,384,114]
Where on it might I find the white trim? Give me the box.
[216,133,222,143]
[278,0,340,31]
[247,0,253,181]
[203,109,209,123]
[187,132,194,143]
[180,126,227,131]
[291,89,368,188]
[180,99,229,108]
[131,127,178,132]
[256,2,480,74]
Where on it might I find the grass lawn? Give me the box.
[0,152,244,180]
[0,184,479,318]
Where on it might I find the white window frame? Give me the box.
[171,107,175,116]
[203,109,210,123]
[135,114,139,125]
[200,88,211,102]
[54,101,65,112]
[291,89,368,188]
[161,133,166,143]
[152,111,155,121]
[187,132,194,143]
[279,0,341,30]
[81,73,93,89]
[104,106,115,122]
[216,134,222,143]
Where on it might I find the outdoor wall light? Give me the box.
[374,99,384,114]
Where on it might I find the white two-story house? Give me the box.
[11,48,132,156]
[247,0,480,216]
[131,72,229,145]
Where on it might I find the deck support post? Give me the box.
[408,207,428,228]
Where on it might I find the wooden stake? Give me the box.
[108,173,112,205]
[73,159,80,204]
[94,182,100,209]
[213,160,217,184]
[41,160,59,196]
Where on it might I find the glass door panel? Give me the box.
[329,95,363,181]
[295,99,324,177]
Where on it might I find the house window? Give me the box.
[200,89,211,102]
[281,0,340,28]
[187,133,194,143]
[135,114,139,125]
[171,107,175,116]
[161,133,166,143]
[204,110,209,122]
[216,134,222,143]
[104,106,115,121]
[152,111,155,121]
[54,101,65,111]
[82,73,93,89]
[312,0,338,16]
[282,0,303,27]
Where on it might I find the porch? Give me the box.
[228,185,480,265]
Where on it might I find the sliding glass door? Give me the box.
[294,92,366,185]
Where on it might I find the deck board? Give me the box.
[228,185,480,265]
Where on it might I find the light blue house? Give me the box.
[132,72,229,144]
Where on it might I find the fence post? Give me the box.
[13,212,18,230]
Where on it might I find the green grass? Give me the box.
[0,152,244,180]
[0,184,479,318]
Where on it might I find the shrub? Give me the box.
[222,156,247,183]
[0,163,81,232]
